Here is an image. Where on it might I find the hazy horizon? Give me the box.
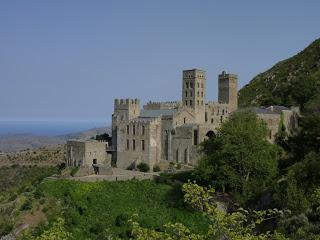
[1,0,320,122]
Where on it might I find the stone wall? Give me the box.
[66,140,107,167]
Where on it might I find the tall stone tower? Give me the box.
[182,69,206,122]
[112,98,140,152]
[218,71,238,111]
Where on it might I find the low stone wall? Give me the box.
[67,169,160,182]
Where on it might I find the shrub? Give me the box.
[153,165,161,172]
[20,199,33,211]
[176,163,181,169]
[115,213,129,227]
[137,163,150,172]
[70,167,79,177]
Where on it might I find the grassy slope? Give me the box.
[40,180,209,239]
[239,38,320,107]
[0,165,57,236]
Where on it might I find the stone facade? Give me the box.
[66,140,110,167]
[112,69,239,170]
[249,106,299,142]
[111,69,299,171]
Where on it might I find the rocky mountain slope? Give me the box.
[239,38,320,108]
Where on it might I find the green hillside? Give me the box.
[239,38,320,108]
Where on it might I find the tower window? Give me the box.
[269,130,272,139]
[197,91,199,97]
[220,116,223,123]
[205,112,208,122]
[185,91,188,97]
[185,100,188,106]
[186,82,189,88]
[189,100,192,106]
[211,118,214,124]
[141,140,145,151]
[126,139,129,150]
[133,125,136,135]
[201,92,203,97]
[201,83,203,88]
[190,82,194,88]
[132,139,136,151]
[127,125,129,134]
[201,100,203,105]
[184,117,186,123]
[197,100,199,106]
[190,91,192,97]
[193,130,198,145]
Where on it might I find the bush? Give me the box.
[70,167,79,177]
[153,165,160,172]
[20,199,33,211]
[137,163,150,172]
[115,213,129,227]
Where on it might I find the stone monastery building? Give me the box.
[112,69,239,170]
[66,69,298,171]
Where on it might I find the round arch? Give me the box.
[205,130,216,139]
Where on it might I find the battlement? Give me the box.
[183,69,206,79]
[114,98,140,110]
[218,71,237,79]
[143,101,182,110]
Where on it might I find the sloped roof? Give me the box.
[266,105,290,113]
[248,107,279,115]
[237,107,279,115]
[139,109,178,118]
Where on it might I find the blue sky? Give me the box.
[0,0,319,123]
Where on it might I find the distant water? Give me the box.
[0,121,107,136]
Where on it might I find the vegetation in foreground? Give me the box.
[0,165,57,236]
[20,180,209,239]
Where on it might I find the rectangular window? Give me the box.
[127,125,129,134]
[269,130,272,139]
[190,100,192,106]
[205,112,208,122]
[133,139,136,150]
[184,117,186,124]
[126,139,129,150]
[193,130,198,145]
[185,100,188,106]
[185,91,188,97]
[141,140,145,151]
[142,126,145,135]
[133,125,136,135]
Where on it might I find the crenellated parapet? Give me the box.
[143,101,182,110]
[114,98,140,111]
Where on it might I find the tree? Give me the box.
[130,182,287,240]
[287,94,320,162]
[197,111,279,202]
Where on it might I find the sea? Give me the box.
[0,120,107,136]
